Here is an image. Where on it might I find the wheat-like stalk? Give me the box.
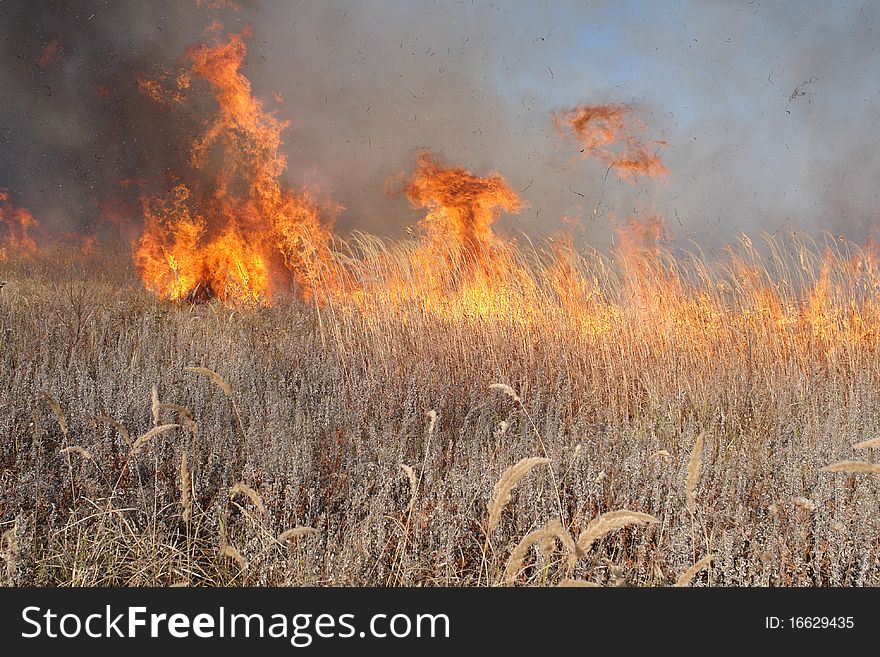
[489,382,521,404]
[556,578,600,587]
[576,510,659,553]
[487,456,550,535]
[161,403,197,436]
[185,367,245,440]
[180,451,192,524]
[853,437,880,449]
[219,544,246,569]
[131,424,178,455]
[278,527,318,542]
[45,394,68,437]
[399,464,417,516]
[649,449,671,461]
[686,432,705,517]
[60,446,93,460]
[675,554,714,587]
[504,517,577,585]
[151,385,160,426]
[821,461,880,474]
[96,415,131,446]
[229,482,266,515]
[185,366,233,398]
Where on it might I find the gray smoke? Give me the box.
[1,0,878,251]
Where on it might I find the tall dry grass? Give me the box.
[0,232,878,585]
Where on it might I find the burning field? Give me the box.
[1,3,879,587]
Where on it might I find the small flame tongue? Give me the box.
[552,103,668,183]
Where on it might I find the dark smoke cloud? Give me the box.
[1,0,879,251]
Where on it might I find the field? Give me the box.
[1,12,879,590]
[2,234,879,587]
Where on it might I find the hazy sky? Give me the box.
[2,0,879,250]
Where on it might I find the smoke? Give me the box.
[1,0,879,249]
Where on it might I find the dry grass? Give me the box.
[1,234,879,586]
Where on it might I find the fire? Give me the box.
[403,151,523,275]
[552,104,668,182]
[70,18,877,360]
[356,151,535,320]
[0,190,39,261]
[134,28,337,305]
[37,34,62,68]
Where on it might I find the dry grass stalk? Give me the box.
[576,510,659,553]
[219,544,246,569]
[649,449,671,461]
[686,432,705,517]
[131,424,178,455]
[504,517,577,585]
[60,446,93,460]
[278,527,318,542]
[151,385,160,426]
[185,366,233,398]
[853,437,880,449]
[96,415,131,446]
[821,460,880,474]
[1,520,18,584]
[45,394,68,437]
[180,451,192,524]
[185,366,245,440]
[229,482,266,516]
[487,457,550,535]
[675,554,714,587]
[557,578,600,587]
[489,382,521,404]
[399,464,417,516]
[161,403,197,436]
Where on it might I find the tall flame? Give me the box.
[134,28,336,305]
[404,150,524,276]
[375,151,534,319]
[0,189,39,261]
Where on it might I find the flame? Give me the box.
[552,104,668,182]
[68,18,880,359]
[136,69,191,105]
[134,29,337,305]
[355,151,535,320]
[0,190,39,261]
[404,150,523,274]
[37,34,62,68]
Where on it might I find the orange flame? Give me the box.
[134,28,337,305]
[37,34,62,68]
[342,152,532,320]
[0,190,39,261]
[552,104,668,182]
[404,150,524,275]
